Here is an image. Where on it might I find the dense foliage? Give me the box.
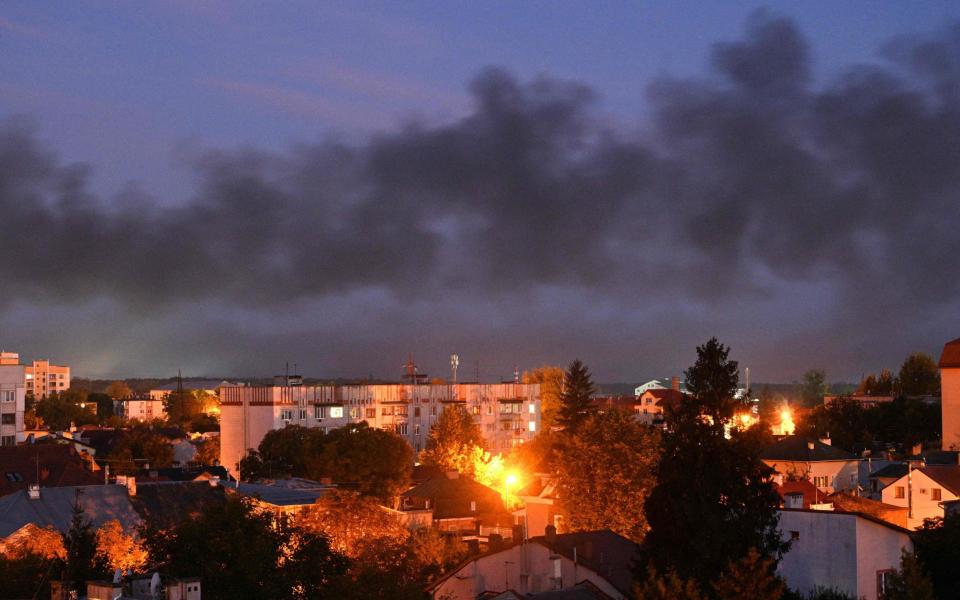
[555,409,660,542]
[240,423,412,501]
[421,404,486,473]
[912,513,960,598]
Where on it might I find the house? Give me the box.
[774,479,824,509]
[429,528,638,600]
[867,463,908,498]
[826,492,909,529]
[517,474,562,538]
[400,471,515,539]
[634,388,685,423]
[633,379,666,396]
[777,509,912,600]
[0,484,143,540]
[823,395,895,409]
[761,436,860,494]
[942,338,960,450]
[880,465,960,529]
[0,444,102,497]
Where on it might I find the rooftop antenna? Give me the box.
[514,365,519,384]
[450,354,459,385]
[176,369,183,396]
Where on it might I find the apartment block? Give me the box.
[0,353,26,445]
[220,380,541,477]
[24,359,71,398]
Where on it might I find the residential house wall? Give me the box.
[880,468,959,529]
[777,509,912,600]
[766,459,860,494]
[116,397,167,421]
[220,383,541,478]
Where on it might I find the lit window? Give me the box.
[330,406,343,418]
[529,404,535,414]
[528,421,536,432]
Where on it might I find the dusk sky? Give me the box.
[2,2,959,382]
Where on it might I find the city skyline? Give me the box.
[2,4,959,380]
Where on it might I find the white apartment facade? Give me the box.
[220,382,541,477]
[0,353,26,445]
[114,397,167,422]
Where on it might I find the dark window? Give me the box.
[789,530,800,541]
[0,414,14,425]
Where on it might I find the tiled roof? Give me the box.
[0,444,102,497]
[870,463,909,480]
[232,481,332,507]
[131,481,226,529]
[761,436,857,462]
[919,466,960,496]
[940,338,960,368]
[402,474,511,522]
[775,479,824,508]
[535,530,639,595]
[0,485,142,538]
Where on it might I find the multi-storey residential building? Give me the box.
[24,359,70,398]
[114,396,167,422]
[220,380,541,477]
[941,337,960,450]
[0,353,26,446]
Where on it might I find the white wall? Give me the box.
[0,364,26,444]
[943,368,960,450]
[777,510,911,600]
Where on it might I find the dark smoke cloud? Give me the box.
[1,11,959,378]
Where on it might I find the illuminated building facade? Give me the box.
[0,353,26,445]
[24,359,71,398]
[220,380,541,477]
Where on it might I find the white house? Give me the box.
[428,529,637,600]
[881,465,960,529]
[762,437,860,494]
[633,379,666,396]
[777,509,912,600]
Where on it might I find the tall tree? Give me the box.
[555,410,660,542]
[58,492,108,594]
[522,366,565,430]
[421,405,486,473]
[683,338,742,427]
[912,513,960,598]
[898,353,940,397]
[555,359,596,432]
[95,520,148,573]
[799,369,829,407]
[643,339,787,588]
[108,426,175,474]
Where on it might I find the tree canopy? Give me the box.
[522,366,564,430]
[555,409,659,543]
[898,352,940,397]
[421,404,485,475]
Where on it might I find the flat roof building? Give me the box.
[220,382,541,478]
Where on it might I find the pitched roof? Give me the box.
[130,481,226,529]
[534,530,639,595]
[402,473,511,522]
[135,466,229,483]
[871,463,909,480]
[0,485,142,538]
[940,338,960,368]
[919,466,960,496]
[0,444,102,497]
[774,479,824,508]
[826,492,908,528]
[761,436,857,462]
[232,481,332,507]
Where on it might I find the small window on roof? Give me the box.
[5,472,22,482]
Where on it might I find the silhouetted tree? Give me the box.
[711,548,785,600]
[643,339,787,588]
[58,492,108,594]
[555,359,596,432]
[898,353,940,397]
[799,369,828,407]
[882,550,935,600]
[912,513,960,598]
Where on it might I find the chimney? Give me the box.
[820,437,832,446]
[670,377,680,391]
[807,441,815,451]
[545,524,557,544]
[27,484,40,500]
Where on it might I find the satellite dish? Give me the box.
[113,568,122,583]
[150,572,161,597]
